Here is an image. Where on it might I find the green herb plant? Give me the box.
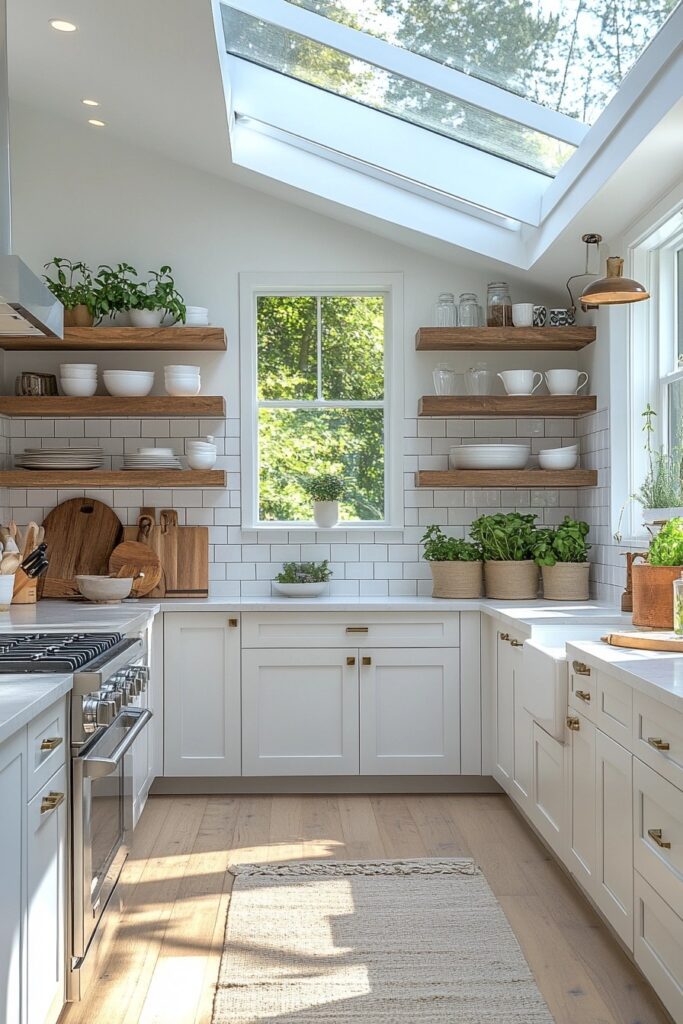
[469,512,538,561]
[275,560,333,584]
[93,262,140,321]
[131,266,186,323]
[634,404,683,510]
[532,516,590,566]
[304,474,344,502]
[646,517,683,566]
[43,258,97,313]
[421,525,481,562]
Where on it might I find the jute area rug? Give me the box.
[213,858,555,1023]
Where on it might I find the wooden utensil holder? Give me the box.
[12,568,37,604]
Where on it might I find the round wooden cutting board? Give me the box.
[41,498,123,598]
[108,541,163,597]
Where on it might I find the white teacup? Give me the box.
[512,303,534,327]
[498,369,543,395]
[545,369,589,395]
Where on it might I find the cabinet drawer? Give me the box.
[634,872,683,1023]
[568,658,596,721]
[633,692,683,791]
[28,698,67,799]
[595,672,632,748]
[633,759,683,918]
[241,612,459,649]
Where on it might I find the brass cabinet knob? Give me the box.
[499,632,510,641]
[228,617,239,628]
[648,828,671,849]
[510,639,523,648]
[346,657,356,666]
[40,791,65,814]
[575,690,591,703]
[40,736,63,752]
[362,656,372,666]
[647,737,670,751]
[572,660,591,676]
[566,716,580,731]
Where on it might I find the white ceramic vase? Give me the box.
[314,500,339,529]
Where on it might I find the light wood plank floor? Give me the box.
[61,794,670,1024]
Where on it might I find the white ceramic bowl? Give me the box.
[60,378,98,397]
[538,446,579,470]
[165,380,201,397]
[164,364,200,375]
[272,582,327,598]
[105,369,154,376]
[59,369,97,379]
[75,575,133,603]
[187,451,217,470]
[184,306,208,315]
[60,363,97,373]
[449,444,530,470]
[103,371,154,397]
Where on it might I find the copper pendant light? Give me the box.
[565,233,650,311]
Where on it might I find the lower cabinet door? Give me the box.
[0,730,26,1024]
[242,649,359,775]
[512,654,533,811]
[634,871,683,1023]
[27,764,67,1024]
[595,729,634,949]
[359,648,460,774]
[567,711,597,895]
[494,633,516,789]
[530,722,566,858]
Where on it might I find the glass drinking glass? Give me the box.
[434,292,457,327]
[458,292,480,327]
[464,362,493,395]
[433,363,457,395]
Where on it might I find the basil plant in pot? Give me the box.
[273,560,332,598]
[631,517,683,628]
[469,512,539,600]
[532,516,591,601]
[304,474,344,528]
[421,525,483,599]
[43,258,98,327]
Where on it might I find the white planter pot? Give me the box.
[642,506,683,525]
[130,308,164,328]
[313,500,339,529]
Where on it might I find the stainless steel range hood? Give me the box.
[0,0,62,337]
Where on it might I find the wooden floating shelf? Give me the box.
[0,395,225,418]
[415,469,598,488]
[0,470,226,488]
[418,395,596,417]
[416,327,596,351]
[0,326,227,351]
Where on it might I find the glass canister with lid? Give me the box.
[458,292,480,327]
[434,292,458,327]
[486,282,512,327]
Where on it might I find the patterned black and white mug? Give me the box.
[532,305,547,327]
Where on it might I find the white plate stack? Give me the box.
[60,363,97,397]
[164,364,200,396]
[183,306,209,326]
[16,447,104,470]
[123,447,182,471]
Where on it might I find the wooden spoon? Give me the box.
[0,553,21,574]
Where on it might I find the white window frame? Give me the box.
[239,271,404,530]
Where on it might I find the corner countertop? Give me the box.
[566,640,683,713]
[1,601,160,635]
[0,673,72,746]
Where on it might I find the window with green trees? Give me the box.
[254,292,388,523]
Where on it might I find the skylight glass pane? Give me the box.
[222,7,575,175]
[287,0,678,124]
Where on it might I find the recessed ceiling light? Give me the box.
[88,118,106,127]
[49,19,77,32]
[82,99,99,107]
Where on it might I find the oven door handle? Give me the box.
[81,708,152,779]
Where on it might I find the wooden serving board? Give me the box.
[41,498,122,598]
[125,508,208,598]
[108,541,162,597]
[123,508,166,597]
[601,631,683,653]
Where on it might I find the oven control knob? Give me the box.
[82,695,118,730]
[136,666,149,692]
[125,667,142,696]
[100,686,123,713]
[114,680,133,706]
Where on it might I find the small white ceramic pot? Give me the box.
[130,308,164,328]
[512,303,534,327]
[314,500,339,529]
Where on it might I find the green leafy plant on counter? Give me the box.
[303,474,345,502]
[469,512,538,561]
[130,266,186,322]
[646,517,683,566]
[43,258,98,313]
[275,560,333,584]
[421,525,481,562]
[532,516,590,566]
[93,262,140,321]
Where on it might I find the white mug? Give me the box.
[512,302,534,327]
[545,369,589,395]
[498,369,543,395]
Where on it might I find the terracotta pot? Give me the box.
[631,563,683,628]
[63,304,93,328]
[541,563,590,601]
[429,560,483,599]
[484,560,539,600]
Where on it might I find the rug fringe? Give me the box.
[229,858,479,879]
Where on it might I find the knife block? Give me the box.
[12,568,38,604]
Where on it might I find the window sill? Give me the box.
[247,521,404,532]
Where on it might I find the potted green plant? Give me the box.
[631,517,683,628]
[273,560,332,597]
[128,266,187,327]
[304,474,344,528]
[532,516,591,600]
[634,404,683,524]
[43,258,98,327]
[469,512,539,599]
[93,262,140,323]
[421,525,483,598]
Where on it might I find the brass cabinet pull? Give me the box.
[228,617,239,628]
[566,716,580,731]
[575,690,591,703]
[40,791,65,814]
[499,632,510,641]
[647,737,670,751]
[648,828,671,849]
[346,657,356,666]
[40,736,63,752]
[510,639,523,648]
[362,656,372,666]
[572,660,591,676]
[346,626,369,633]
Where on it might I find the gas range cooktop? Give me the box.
[0,632,128,672]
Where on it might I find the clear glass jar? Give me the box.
[434,292,457,327]
[674,573,683,634]
[458,292,480,327]
[486,282,512,327]
[464,362,493,395]
[432,363,457,395]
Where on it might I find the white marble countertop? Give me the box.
[0,601,159,635]
[0,673,72,746]
[567,640,683,712]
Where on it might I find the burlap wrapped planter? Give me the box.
[484,560,539,600]
[631,563,682,628]
[429,561,483,599]
[541,563,590,601]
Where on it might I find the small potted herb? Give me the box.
[469,512,539,599]
[273,560,332,598]
[632,517,683,628]
[421,525,483,598]
[304,473,344,528]
[129,266,187,327]
[634,405,683,524]
[93,262,140,322]
[532,516,591,600]
[43,258,98,327]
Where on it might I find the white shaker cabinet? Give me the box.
[529,721,566,859]
[242,648,359,775]
[0,729,26,1024]
[359,648,460,774]
[493,629,517,788]
[567,709,597,896]
[595,729,634,949]
[164,613,241,776]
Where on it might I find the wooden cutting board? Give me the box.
[108,541,163,597]
[159,509,209,598]
[41,498,123,598]
[123,508,166,597]
[602,631,683,653]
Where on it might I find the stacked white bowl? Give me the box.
[103,369,154,397]
[186,435,217,470]
[184,306,209,326]
[60,363,97,397]
[165,364,201,396]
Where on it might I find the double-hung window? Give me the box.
[240,273,403,528]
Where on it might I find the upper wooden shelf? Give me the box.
[0,395,225,418]
[0,326,227,351]
[418,395,596,417]
[415,469,597,488]
[0,470,226,488]
[415,327,596,351]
